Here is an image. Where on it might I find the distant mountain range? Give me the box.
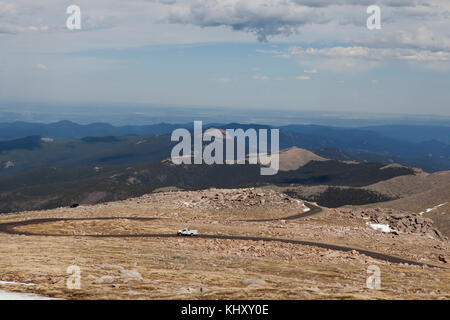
[0,119,449,214]
[360,125,450,144]
[0,152,415,214]
[1,120,449,144]
[0,121,449,173]
[0,134,175,178]
[0,121,187,140]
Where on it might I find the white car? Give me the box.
[177,228,198,236]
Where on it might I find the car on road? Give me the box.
[177,228,198,236]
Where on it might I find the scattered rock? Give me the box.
[99,264,124,271]
[173,188,306,211]
[127,290,141,296]
[119,269,143,282]
[296,291,310,297]
[356,209,445,240]
[438,255,448,264]
[240,278,266,287]
[95,276,115,284]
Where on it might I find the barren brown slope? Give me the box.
[366,170,450,200]
[0,188,448,300]
[365,171,450,237]
[366,170,450,212]
[278,147,327,171]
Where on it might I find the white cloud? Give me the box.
[252,75,270,80]
[0,23,49,34]
[216,76,232,83]
[256,49,284,55]
[1,0,449,73]
[284,45,450,71]
[292,46,450,62]
[0,0,448,55]
[352,26,450,52]
[35,64,48,71]
[166,0,450,42]
[167,0,323,42]
[296,75,310,80]
[304,68,318,74]
[0,1,17,16]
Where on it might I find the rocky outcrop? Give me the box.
[351,208,446,240]
[174,188,304,210]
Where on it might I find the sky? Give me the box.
[1,0,450,116]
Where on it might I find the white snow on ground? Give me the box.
[296,200,311,212]
[0,289,54,300]
[419,202,448,215]
[367,222,392,233]
[0,281,56,300]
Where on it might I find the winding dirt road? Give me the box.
[0,203,442,269]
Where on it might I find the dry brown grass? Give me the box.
[0,191,449,300]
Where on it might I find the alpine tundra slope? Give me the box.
[0,188,448,299]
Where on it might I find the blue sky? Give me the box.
[1,0,450,116]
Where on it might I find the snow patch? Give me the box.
[295,200,310,212]
[419,202,448,215]
[40,137,54,143]
[0,289,54,300]
[367,222,391,233]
